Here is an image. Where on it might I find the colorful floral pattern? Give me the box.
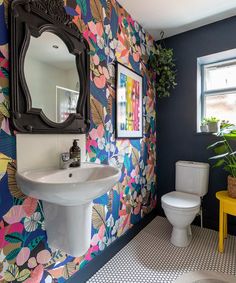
[0,0,156,282]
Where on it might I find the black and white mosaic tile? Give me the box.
[87,216,236,283]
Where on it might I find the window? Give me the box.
[201,59,236,125]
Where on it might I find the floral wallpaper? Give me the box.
[0,0,156,282]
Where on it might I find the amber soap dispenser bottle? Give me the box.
[69,139,81,167]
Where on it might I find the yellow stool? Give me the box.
[216,190,236,252]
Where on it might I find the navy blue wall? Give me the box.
[157,16,236,234]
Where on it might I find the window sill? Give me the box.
[195,132,216,136]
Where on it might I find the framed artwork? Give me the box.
[116,63,143,138]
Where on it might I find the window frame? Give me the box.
[200,58,236,124]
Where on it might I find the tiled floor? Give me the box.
[87,216,236,283]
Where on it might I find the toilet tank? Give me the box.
[175,161,209,196]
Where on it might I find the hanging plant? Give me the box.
[149,32,177,98]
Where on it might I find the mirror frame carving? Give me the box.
[10,0,90,133]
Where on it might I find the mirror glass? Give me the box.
[24,32,80,123]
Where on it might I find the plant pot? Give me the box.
[228,175,236,198]
[207,122,220,133]
[200,125,209,132]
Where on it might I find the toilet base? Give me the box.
[171,225,192,247]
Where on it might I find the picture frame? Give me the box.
[116,62,143,139]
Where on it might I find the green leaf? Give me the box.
[89,50,96,56]
[2,87,9,97]
[44,250,67,268]
[5,232,24,244]
[6,247,21,261]
[4,265,19,281]
[17,269,31,282]
[228,164,236,168]
[79,260,89,269]
[89,37,99,51]
[28,235,44,251]
[14,198,24,206]
[0,102,10,118]
[207,140,226,149]
[225,133,236,139]
[223,165,232,174]
[90,146,98,154]
[213,144,228,155]
[212,159,225,168]
[76,0,87,16]
[209,152,229,159]
[221,125,236,134]
[1,67,8,78]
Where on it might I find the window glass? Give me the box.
[204,62,236,91]
[205,92,236,124]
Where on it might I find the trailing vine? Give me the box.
[149,32,177,98]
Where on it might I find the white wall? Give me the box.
[67,66,80,92]
[16,134,86,172]
[24,57,80,123]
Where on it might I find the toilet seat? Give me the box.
[161,191,200,211]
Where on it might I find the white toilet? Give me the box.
[161,161,209,247]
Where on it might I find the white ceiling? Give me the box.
[27,32,75,70]
[117,0,236,40]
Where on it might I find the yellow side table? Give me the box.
[216,190,236,253]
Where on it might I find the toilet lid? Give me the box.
[161,191,200,209]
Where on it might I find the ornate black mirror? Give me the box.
[10,0,90,133]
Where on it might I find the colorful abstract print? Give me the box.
[118,72,141,133]
[0,0,157,282]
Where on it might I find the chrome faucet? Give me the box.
[60,152,77,169]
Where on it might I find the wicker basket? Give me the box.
[228,175,236,198]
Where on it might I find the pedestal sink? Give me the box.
[16,163,121,256]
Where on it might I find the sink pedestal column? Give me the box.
[43,201,92,256]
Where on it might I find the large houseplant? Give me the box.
[207,125,236,197]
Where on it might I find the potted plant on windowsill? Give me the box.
[207,125,236,198]
[200,120,209,132]
[204,117,220,133]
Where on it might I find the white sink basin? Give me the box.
[16,162,121,206]
[16,162,121,257]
